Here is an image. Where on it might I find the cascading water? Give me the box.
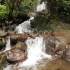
[18,37,52,68]
[37,2,46,12]
[15,17,34,33]
[15,17,52,70]
[3,36,11,52]
[3,17,52,70]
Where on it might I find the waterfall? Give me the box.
[3,36,11,52]
[37,2,46,12]
[3,15,52,70]
[18,37,52,68]
[15,17,34,33]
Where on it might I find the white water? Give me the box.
[3,36,11,52]
[37,2,46,12]
[3,15,52,70]
[18,37,52,68]
[15,17,34,33]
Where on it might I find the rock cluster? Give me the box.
[1,30,70,70]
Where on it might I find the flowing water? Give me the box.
[3,2,51,69]
[15,17,34,33]
[15,16,52,70]
[3,16,52,70]
[37,2,46,12]
[3,36,11,52]
[18,37,52,68]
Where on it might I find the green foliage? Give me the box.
[19,0,37,13]
[34,12,47,30]
[0,5,6,11]
[0,5,8,26]
[5,0,37,17]
[0,5,8,20]
[47,0,70,22]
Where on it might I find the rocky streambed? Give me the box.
[0,30,70,70]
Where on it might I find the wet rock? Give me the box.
[0,31,7,37]
[28,32,38,38]
[6,49,27,62]
[19,34,28,41]
[44,34,64,56]
[44,35,56,55]
[10,34,19,45]
[10,33,28,45]
[7,31,16,35]
[55,44,66,55]
[63,47,70,61]
[15,41,27,52]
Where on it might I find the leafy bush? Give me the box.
[33,12,47,30]
[0,5,8,20]
[47,0,70,22]
[57,0,70,21]
[0,5,8,26]
[18,0,37,13]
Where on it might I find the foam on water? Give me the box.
[3,65,11,70]
[18,36,52,68]
[15,17,34,33]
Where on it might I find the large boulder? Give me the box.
[6,49,27,62]
[44,34,65,57]
[44,35,56,55]
[10,34,19,45]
